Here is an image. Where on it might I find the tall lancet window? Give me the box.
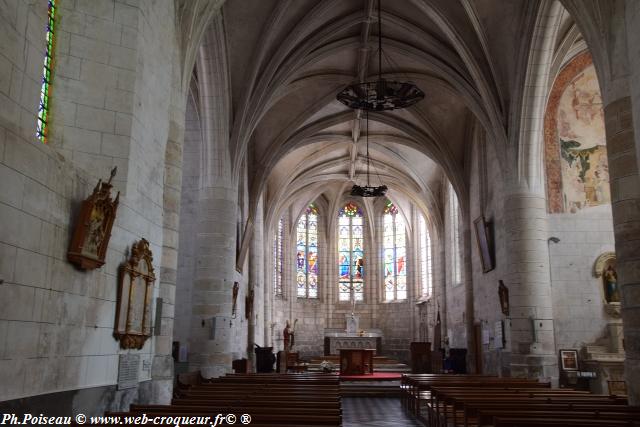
[419,214,433,297]
[449,184,462,285]
[37,0,57,143]
[296,204,319,298]
[274,217,284,296]
[338,202,364,301]
[383,201,407,301]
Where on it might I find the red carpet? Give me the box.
[339,372,402,381]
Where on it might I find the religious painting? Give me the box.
[114,239,155,349]
[68,167,119,270]
[559,349,579,371]
[545,52,610,213]
[473,216,494,273]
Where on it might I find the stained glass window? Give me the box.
[383,201,407,301]
[274,217,284,296]
[338,202,364,301]
[449,184,462,284]
[419,214,433,297]
[37,0,57,143]
[296,204,319,298]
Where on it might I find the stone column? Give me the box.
[189,180,238,378]
[152,110,185,403]
[187,15,239,378]
[603,96,640,404]
[462,220,476,373]
[248,197,265,369]
[504,191,558,383]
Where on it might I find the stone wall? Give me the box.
[443,182,468,350]
[468,131,511,375]
[548,205,616,349]
[0,0,181,408]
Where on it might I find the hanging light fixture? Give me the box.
[340,0,423,197]
[350,110,388,197]
[337,0,425,111]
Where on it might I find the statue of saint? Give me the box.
[283,319,297,352]
[604,264,620,303]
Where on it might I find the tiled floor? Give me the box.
[342,397,423,426]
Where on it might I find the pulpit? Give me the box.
[340,349,374,375]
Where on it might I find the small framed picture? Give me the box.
[560,349,579,371]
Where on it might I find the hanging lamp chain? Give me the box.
[378,0,382,82]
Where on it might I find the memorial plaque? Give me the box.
[494,320,504,349]
[118,354,140,390]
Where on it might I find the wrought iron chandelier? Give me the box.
[341,0,423,197]
[337,0,425,111]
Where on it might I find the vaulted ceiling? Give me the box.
[201,0,582,226]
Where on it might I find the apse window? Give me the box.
[419,214,433,297]
[449,184,462,285]
[296,204,319,298]
[274,217,284,296]
[383,201,407,301]
[338,202,365,302]
[37,0,57,143]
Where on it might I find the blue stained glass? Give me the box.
[383,201,407,301]
[296,204,319,298]
[337,202,365,301]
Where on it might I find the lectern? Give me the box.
[339,349,374,375]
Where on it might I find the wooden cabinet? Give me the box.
[339,349,374,375]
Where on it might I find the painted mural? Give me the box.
[556,64,609,213]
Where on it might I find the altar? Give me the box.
[324,328,382,356]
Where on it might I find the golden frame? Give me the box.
[114,239,155,349]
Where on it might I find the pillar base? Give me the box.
[510,353,558,385]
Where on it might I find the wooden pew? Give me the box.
[401,373,638,427]
[110,373,342,426]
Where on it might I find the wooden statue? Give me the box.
[498,280,510,316]
[283,319,298,352]
[245,288,254,320]
[232,282,240,318]
[68,167,119,270]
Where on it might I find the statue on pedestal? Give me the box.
[604,264,620,303]
[283,319,298,352]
